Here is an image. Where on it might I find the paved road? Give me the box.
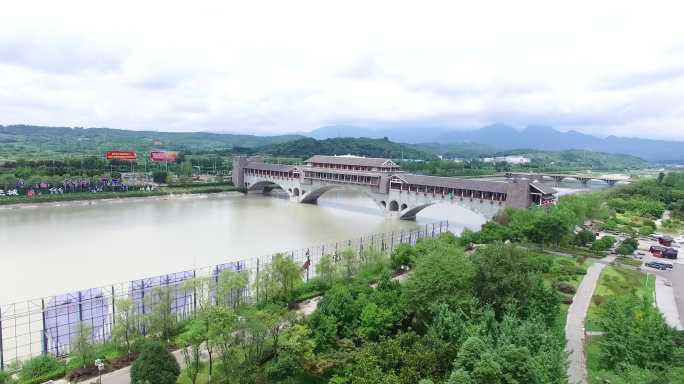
[565,255,615,384]
[643,258,684,330]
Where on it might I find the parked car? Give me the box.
[645,261,670,270]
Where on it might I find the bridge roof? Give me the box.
[530,182,557,195]
[393,173,511,193]
[305,167,385,177]
[244,162,298,173]
[305,155,399,168]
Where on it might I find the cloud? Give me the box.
[0,0,683,140]
[0,33,126,75]
[597,66,684,90]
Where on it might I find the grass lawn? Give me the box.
[586,335,603,384]
[585,265,654,332]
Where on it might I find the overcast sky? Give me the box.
[1,1,683,140]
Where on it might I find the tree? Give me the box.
[179,160,193,177]
[130,341,180,384]
[146,287,177,342]
[152,170,168,184]
[575,229,596,246]
[258,254,302,304]
[405,241,474,323]
[471,244,535,320]
[358,302,394,341]
[72,321,94,369]
[316,254,339,287]
[340,248,358,279]
[390,243,417,271]
[217,269,249,308]
[112,298,141,360]
[177,318,206,384]
[207,306,238,379]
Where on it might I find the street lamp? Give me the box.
[95,358,105,383]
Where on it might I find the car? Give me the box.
[645,261,669,270]
[647,261,673,270]
[665,281,673,287]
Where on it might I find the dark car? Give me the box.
[646,261,673,270]
[645,262,668,270]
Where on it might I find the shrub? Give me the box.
[0,371,14,384]
[19,355,65,383]
[556,282,576,294]
[130,341,180,384]
[152,171,168,184]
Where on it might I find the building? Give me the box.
[482,156,531,165]
[304,155,401,173]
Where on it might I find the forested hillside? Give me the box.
[0,125,302,159]
[254,137,436,160]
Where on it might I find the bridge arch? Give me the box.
[299,184,387,211]
[389,200,399,211]
[391,196,505,221]
[293,187,300,196]
[247,180,298,197]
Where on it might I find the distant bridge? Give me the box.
[233,155,557,220]
[504,172,629,187]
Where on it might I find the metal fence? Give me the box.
[0,220,450,370]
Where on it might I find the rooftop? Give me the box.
[304,155,400,168]
[244,162,298,173]
[391,173,512,194]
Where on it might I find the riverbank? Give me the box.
[0,184,240,209]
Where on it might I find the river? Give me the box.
[0,190,486,304]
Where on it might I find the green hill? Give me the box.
[0,125,303,160]
[254,137,436,160]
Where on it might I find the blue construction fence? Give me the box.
[0,220,450,370]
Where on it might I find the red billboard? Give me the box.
[150,151,178,162]
[105,151,137,161]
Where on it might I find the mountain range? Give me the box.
[306,124,683,162]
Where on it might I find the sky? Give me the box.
[1,1,683,140]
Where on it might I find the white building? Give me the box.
[482,156,531,165]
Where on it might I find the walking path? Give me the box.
[565,255,615,384]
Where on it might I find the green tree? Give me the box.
[207,306,238,379]
[575,229,596,246]
[405,242,474,323]
[177,318,206,384]
[471,244,535,320]
[258,253,303,304]
[152,170,168,184]
[340,248,358,279]
[390,243,418,271]
[217,269,249,308]
[72,321,94,369]
[146,287,177,342]
[316,254,339,287]
[130,341,180,384]
[112,298,141,360]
